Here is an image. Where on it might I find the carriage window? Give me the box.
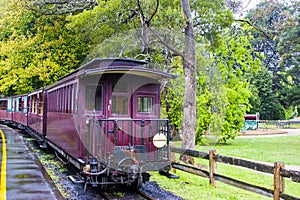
[112,96,128,115]
[39,93,44,115]
[138,97,153,113]
[7,99,13,112]
[111,78,130,116]
[15,98,19,112]
[23,96,27,113]
[85,84,103,111]
[0,101,7,110]
[18,98,23,112]
[30,95,38,114]
[73,84,78,113]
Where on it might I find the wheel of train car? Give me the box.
[101,176,108,191]
[135,175,143,188]
[128,175,142,191]
[117,158,142,190]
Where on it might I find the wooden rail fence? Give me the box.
[170,146,300,200]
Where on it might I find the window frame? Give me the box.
[85,83,104,114]
[137,95,154,113]
[0,100,7,111]
[110,78,132,118]
[133,92,158,118]
[111,94,129,116]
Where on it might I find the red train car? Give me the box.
[0,98,11,122]
[0,58,175,190]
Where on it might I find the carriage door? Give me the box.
[106,75,132,147]
[107,75,160,147]
[109,76,131,119]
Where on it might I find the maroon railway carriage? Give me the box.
[0,58,175,189]
[0,95,28,126]
[45,58,175,188]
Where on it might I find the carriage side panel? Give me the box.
[46,80,86,158]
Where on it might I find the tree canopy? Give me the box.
[245,0,300,119]
[0,0,299,145]
[0,1,89,95]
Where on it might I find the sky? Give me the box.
[246,0,263,9]
[235,0,262,17]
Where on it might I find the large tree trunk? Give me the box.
[180,0,196,164]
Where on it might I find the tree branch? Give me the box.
[137,0,146,24]
[235,19,272,39]
[146,0,159,26]
[147,26,185,59]
[235,19,277,53]
[136,0,194,67]
[137,0,159,26]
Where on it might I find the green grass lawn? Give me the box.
[199,134,300,166]
[150,133,300,199]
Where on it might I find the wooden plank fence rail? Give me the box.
[281,168,300,182]
[170,146,300,200]
[214,154,274,174]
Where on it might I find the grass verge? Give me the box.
[151,133,300,199]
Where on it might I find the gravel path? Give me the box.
[239,128,300,138]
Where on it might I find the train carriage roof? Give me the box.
[59,58,176,81]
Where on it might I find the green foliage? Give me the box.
[191,0,234,46]
[285,87,300,107]
[246,0,300,117]
[161,57,184,133]
[196,86,211,144]
[196,24,261,143]
[161,85,183,131]
[0,2,89,95]
[66,0,136,48]
[249,67,285,120]
[1,0,288,145]
[285,106,295,120]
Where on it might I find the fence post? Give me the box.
[273,162,285,200]
[209,149,217,187]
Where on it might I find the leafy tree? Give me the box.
[35,0,260,145]
[66,0,232,146]
[245,0,300,118]
[161,62,184,140]
[0,1,88,95]
[25,0,98,15]
[165,24,261,144]
[249,66,285,120]
[197,24,261,143]
[0,0,264,147]
[278,1,300,110]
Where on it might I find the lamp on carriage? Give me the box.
[153,133,167,148]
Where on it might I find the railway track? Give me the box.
[98,184,163,200]
[4,125,183,200]
[100,189,155,200]
[137,189,157,200]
